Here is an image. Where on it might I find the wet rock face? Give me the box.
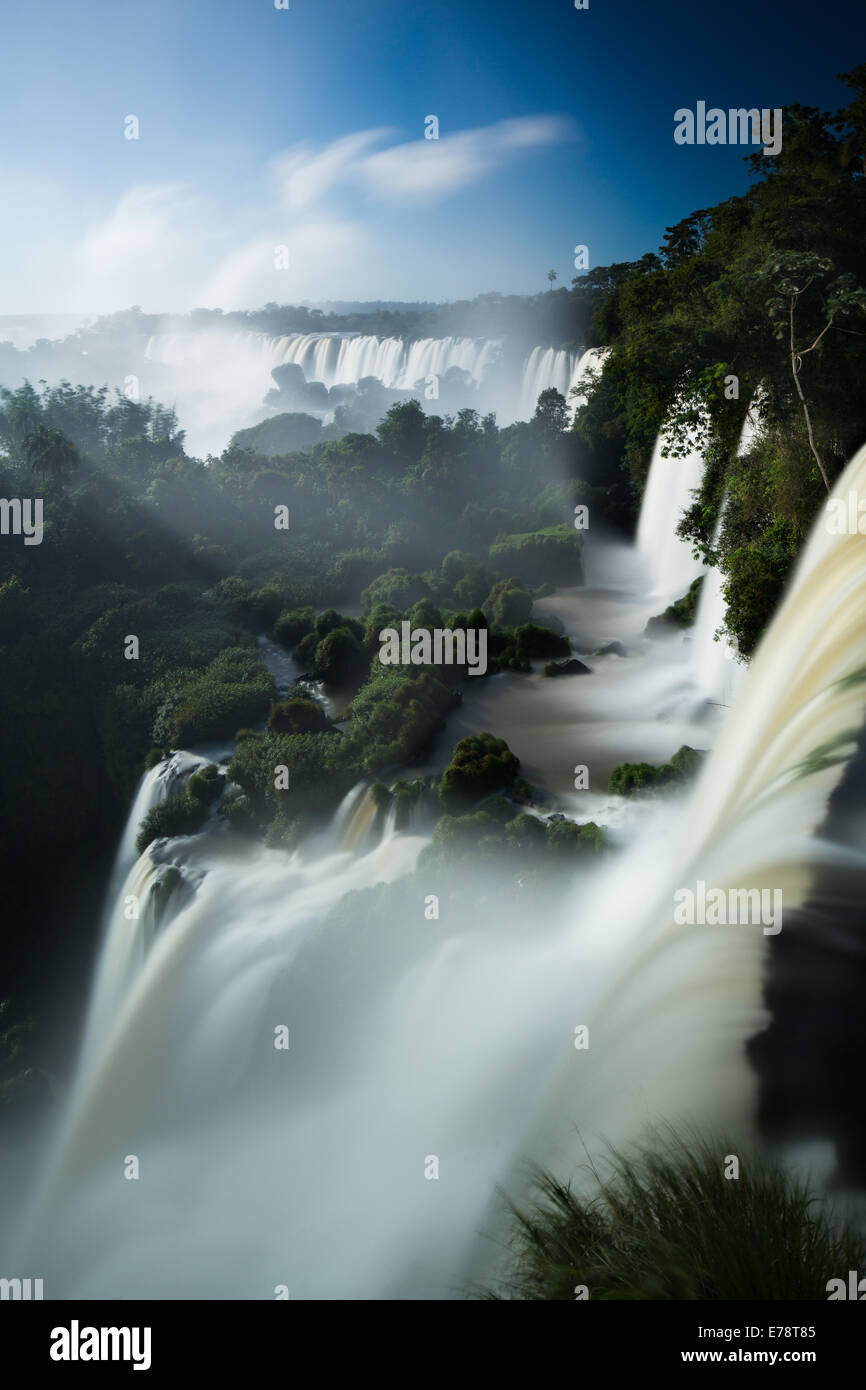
[544,657,592,676]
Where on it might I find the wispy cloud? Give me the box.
[356,116,574,202]
[15,116,573,312]
[273,130,388,209]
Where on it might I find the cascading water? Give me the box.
[636,424,707,603]
[517,344,605,419]
[145,329,499,400]
[12,440,866,1298]
[141,329,606,455]
[80,752,211,1068]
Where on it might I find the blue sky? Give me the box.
[1,0,862,313]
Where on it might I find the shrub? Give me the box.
[151,647,275,746]
[313,626,369,685]
[135,794,209,854]
[361,568,430,614]
[484,578,533,627]
[438,733,523,814]
[267,697,330,735]
[489,526,583,585]
[273,607,315,649]
[545,818,607,856]
[187,763,223,804]
[722,522,799,658]
[608,745,704,796]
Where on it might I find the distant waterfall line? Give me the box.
[144,329,606,414]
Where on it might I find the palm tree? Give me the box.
[547,269,558,292]
[22,426,80,487]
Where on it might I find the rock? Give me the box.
[544,657,592,676]
[594,640,627,657]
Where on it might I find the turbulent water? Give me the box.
[11,433,866,1299]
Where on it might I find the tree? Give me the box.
[547,269,558,292]
[22,426,80,486]
[761,251,866,492]
[533,387,569,438]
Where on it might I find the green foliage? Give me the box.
[722,521,800,658]
[273,607,316,649]
[22,425,80,486]
[487,1131,866,1300]
[344,667,456,774]
[268,696,329,734]
[438,732,523,813]
[362,569,431,614]
[645,577,704,635]
[227,730,357,821]
[135,793,209,854]
[230,412,323,456]
[608,745,704,796]
[150,648,275,746]
[484,578,533,627]
[489,525,583,585]
[545,818,608,856]
[313,625,369,686]
[508,623,571,660]
[187,763,223,804]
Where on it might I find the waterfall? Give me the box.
[519,345,578,417]
[517,345,609,419]
[81,752,211,1066]
[689,540,737,705]
[567,345,609,410]
[12,439,866,1298]
[636,424,707,603]
[145,329,499,395]
[111,752,206,893]
[141,328,610,456]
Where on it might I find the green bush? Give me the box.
[608,745,704,796]
[135,794,209,853]
[361,568,431,614]
[510,623,570,660]
[489,526,583,585]
[151,647,275,746]
[438,733,524,814]
[344,668,457,775]
[313,625,369,686]
[722,522,799,658]
[484,578,533,627]
[545,818,607,856]
[267,697,329,734]
[273,607,315,649]
[187,763,223,804]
